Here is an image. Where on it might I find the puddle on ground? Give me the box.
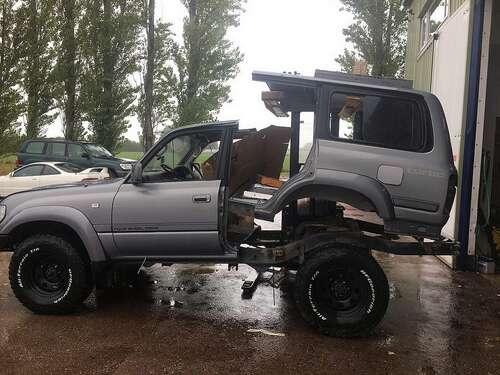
[389,282,402,299]
[177,265,218,275]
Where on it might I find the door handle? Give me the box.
[192,194,211,203]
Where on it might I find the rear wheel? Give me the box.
[294,247,389,337]
[9,234,92,314]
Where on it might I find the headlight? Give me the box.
[0,205,6,223]
[120,163,133,170]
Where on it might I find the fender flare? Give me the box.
[2,206,107,262]
[254,168,395,221]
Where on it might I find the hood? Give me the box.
[92,155,135,163]
[93,155,122,162]
[29,177,122,192]
[0,178,124,230]
[3,178,123,206]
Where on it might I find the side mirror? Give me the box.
[81,152,90,159]
[130,163,143,185]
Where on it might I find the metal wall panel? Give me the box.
[414,45,434,91]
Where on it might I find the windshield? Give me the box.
[84,144,113,158]
[55,163,84,173]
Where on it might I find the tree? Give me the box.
[138,20,176,150]
[173,0,244,128]
[17,0,59,138]
[0,0,24,150]
[55,0,85,141]
[119,138,142,153]
[79,0,142,153]
[335,0,408,78]
[142,0,155,151]
[335,49,357,75]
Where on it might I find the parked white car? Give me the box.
[0,162,110,198]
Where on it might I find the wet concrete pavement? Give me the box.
[1,252,500,374]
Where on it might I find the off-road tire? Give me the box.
[294,247,389,337]
[9,234,92,314]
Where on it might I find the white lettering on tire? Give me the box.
[308,270,328,321]
[53,268,73,304]
[17,247,40,289]
[360,269,375,314]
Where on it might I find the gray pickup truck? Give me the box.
[0,70,457,337]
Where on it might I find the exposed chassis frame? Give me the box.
[239,229,460,266]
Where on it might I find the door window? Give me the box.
[24,142,45,154]
[47,142,66,157]
[329,92,432,152]
[142,130,224,183]
[13,165,44,177]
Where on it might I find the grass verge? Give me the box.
[0,155,16,175]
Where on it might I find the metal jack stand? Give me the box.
[241,271,263,299]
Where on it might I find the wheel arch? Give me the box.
[2,206,107,263]
[254,169,395,221]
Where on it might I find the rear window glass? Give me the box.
[47,142,66,156]
[55,163,83,173]
[42,166,60,175]
[24,142,45,154]
[329,92,432,152]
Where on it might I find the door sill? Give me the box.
[110,254,239,263]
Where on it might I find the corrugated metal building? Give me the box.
[403,0,500,271]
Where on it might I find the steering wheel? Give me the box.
[160,163,174,173]
[172,165,196,180]
[191,163,203,179]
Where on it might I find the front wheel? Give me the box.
[294,247,389,337]
[9,234,92,314]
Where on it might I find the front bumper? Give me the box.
[0,234,10,251]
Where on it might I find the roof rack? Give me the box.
[314,69,413,89]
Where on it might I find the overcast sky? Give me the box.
[48,0,353,145]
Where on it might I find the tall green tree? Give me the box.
[0,0,24,151]
[173,0,244,128]
[335,0,408,78]
[138,21,176,150]
[141,0,155,151]
[79,0,142,152]
[17,0,58,138]
[55,0,85,141]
